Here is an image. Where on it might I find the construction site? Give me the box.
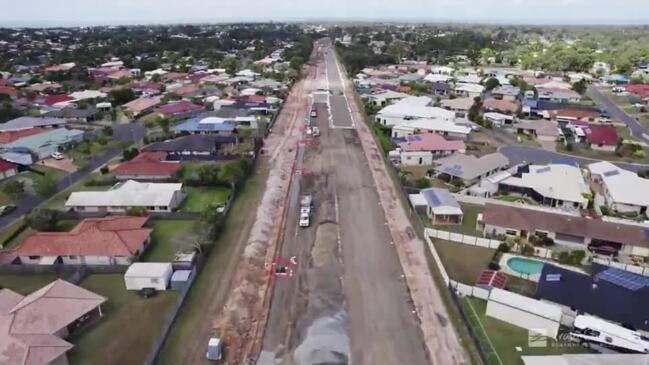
[211,38,468,365]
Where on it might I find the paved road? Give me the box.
[588,85,649,142]
[0,123,145,231]
[500,145,649,171]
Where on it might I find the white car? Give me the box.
[305,127,313,136]
[299,213,310,227]
[312,127,320,137]
[51,151,64,160]
[300,207,311,216]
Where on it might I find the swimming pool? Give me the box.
[507,257,545,276]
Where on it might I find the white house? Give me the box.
[124,262,173,291]
[587,161,649,217]
[65,180,185,213]
[375,96,457,126]
[391,119,472,140]
[454,83,485,99]
[365,90,410,107]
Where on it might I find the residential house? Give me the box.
[65,180,185,213]
[483,112,515,127]
[112,151,181,181]
[15,216,152,266]
[172,116,238,135]
[0,160,17,181]
[537,87,581,103]
[143,134,237,161]
[456,74,482,84]
[440,97,474,116]
[0,117,68,132]
[365,90,409,107]
[479,202,649,256]
[3,128,85,160]
[122,96,162,117]
[391,119,472,140]
[409,188,463,225]
[375,96,455,126]
[483,98,520,115]
[429,82,452,96]
[587,161,649,217]
[499,164,590,210]
[391,133,466,166]
[68,90,107,102]
[553,108,600,123]
[0,128,47,144]
[570,121,619,151]
[514,120,562,142]
[0,86,19,99]
[491,85,520,101]
[435,152,510,185]
[454,83,485,99]
[423,73,453,83]
[44,106,100,122]
[0,279,106,365]
[157,100,204,119]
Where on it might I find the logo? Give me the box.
[528,328,548,348]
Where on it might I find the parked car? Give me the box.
[0,205,16,216]
[51,151,64,160]
[312,126,320,137]
[300,206,311,216]
[206,338,223,361]
[299,213,310,227]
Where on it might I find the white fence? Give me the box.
[427,228,502,249]
[593,257,649,277]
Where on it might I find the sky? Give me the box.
[2,0,649,26]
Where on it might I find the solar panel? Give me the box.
[536,166,551,174]
[596,268,649,291]
[546,274,562,282]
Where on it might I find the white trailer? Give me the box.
[124,262,173,291]
[570,315,649,353]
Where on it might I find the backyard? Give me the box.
[433,238,495,285]
[68,274,178,365]
[181,186,231,212]
[462,297,591,365]
[141,220,201,262]
[0,272,63,294]
[0,165,67,205]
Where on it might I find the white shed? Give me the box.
[124,263,173,291]
[486,288,562,339]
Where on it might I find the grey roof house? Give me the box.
[435,152,510,184]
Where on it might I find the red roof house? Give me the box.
[0,128,47,144]
[111,151,181,180]
[0,159,17,180]
[584,124,619,149]
[483,98,520,114]
[15,216,152,266]
[41,94,73,106]
[157,100,204,118]
[625,84,649,99]
[0,86,19,99]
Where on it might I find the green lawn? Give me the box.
[504,275,538,297]
[0,166,67,205]
[181,186,231,212]
[141,220,200,262]
[68,274,178,365]
[0,273,62,294]
[557,142,649,164]
[432,239,495,285]
[463,297,591,365]
[433,203,484,235]
[495,193,538,205]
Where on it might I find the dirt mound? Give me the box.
[293,311,349,365]
[311,222,338,267]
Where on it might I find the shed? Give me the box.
[124,262,172,291]
[170,269,193,291]
[420,188,463,225]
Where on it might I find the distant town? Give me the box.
[0,22,649,365]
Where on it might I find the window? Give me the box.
[68,255,77,260]
[151,278,159,284]
[505,229,518,236]
[28,256,40,260]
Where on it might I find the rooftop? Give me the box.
[65,180,183,208]
[111,151,181,178]
[588,161,649,206]
[501,164,589,204]
[436,153,510,180]
[398,133,466,152]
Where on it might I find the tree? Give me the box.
[2,180,24,199]
[197,164,220,185]
[218,160,245,188]
[102,126,113,136]
[109,88,136,106]
[156,116,171,134]
[122,148,139,161]
[572,79,587,95]
[25,209,60,231]
[484,77,500,91]
[34,175,57,197]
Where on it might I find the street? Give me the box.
[500,145,649,171]
[0,123,145,230]
[588,85,649,142]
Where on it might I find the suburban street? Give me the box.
[0,123,145,230]
[500,145,649,171]
[588,85,649,142]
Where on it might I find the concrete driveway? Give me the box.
[40,157,76,172]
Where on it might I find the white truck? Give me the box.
[299,194,313,228]
[206,337,222,361]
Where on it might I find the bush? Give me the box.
[34,175,57,197]
[85,175,116,187]
[122,148,139,161]
[97,136,108,145]
[25,209,60,231]
[100,166,110,175]
[125,207,148,216]
[102,126,113,136]
[600,205,611,216]
[77,142,91,154]
[414,177,431,189]
[497,242,510,253]
[521,245,535,256]
[488,262,501,271]
[2,180,25,199]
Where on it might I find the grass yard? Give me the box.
[0,273,62,294]
[432,238,495,285]
[504,275,538,297]
[495,193,538,205]
[181,186,231,212]
[0,165,67,205]
[433,203,484,236]
[557,142,649,164]
[141,220,200,262]
[463,297,591,365]
[68,274,178,365]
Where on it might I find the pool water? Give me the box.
[507,257,545,275]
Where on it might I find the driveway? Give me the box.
[41,157,76,172]
[500,145,649,171]
[588,85,649,143]
[0,123,145,231]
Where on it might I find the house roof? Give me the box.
[583,124,619,146]
[0,279,105,365]
[0,128,47,144]
[420,188,463,216]
[4,128,85,151]
[492,85,521,96]
[587,161,649,206]
[0,117,68,132]
[112,151,181,178]
[398,133,465,152]
[515,120,561,138]
[436,153,510,180]
[500,164,589,204]
[483,202,649,247]
[454,83,485,93]
[158,100,204,116]
[68,90,107,101]
[122,96,162,114]
[125,262,172,278]
[553,108,600,120]
[41,94,73,106]
[0,159,16,173]
[535,263,649,331]
[483,98,520,114]
[440,97,474,111]
[393,119,472,136]
[65,180,183,208]
[144,134,236,153]
[15,216,152,257]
